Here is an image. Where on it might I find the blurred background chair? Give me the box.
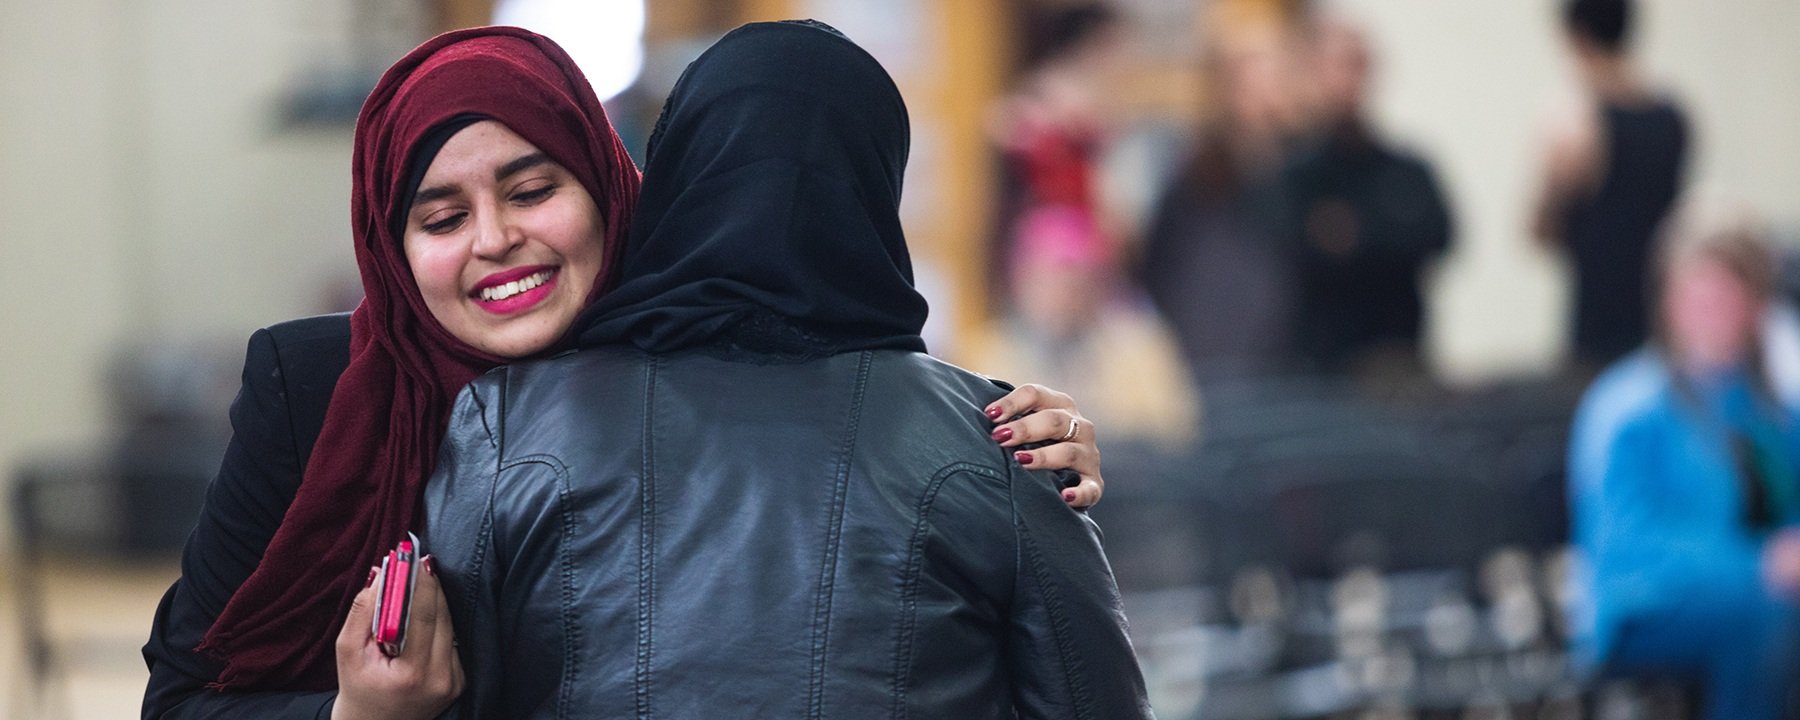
[1088,370,1680,720]
[7,342,234,719]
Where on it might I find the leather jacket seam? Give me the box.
[471,382,498,451]
[501,454,579,719]
[451,381,505,667]
[1017,517,1095,719]
[485,367,508,453]
[459,370,505,687]
[635,355,660,720]
[462,482,494,669]
[889,461,1009,720]
[807,350,875,720]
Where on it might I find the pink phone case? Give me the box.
[372,532,420,656]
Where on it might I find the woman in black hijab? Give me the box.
[423,20,1151,718]
[578,18,923,356]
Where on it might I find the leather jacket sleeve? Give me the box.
[424,375,504,720]
[428,373,574,719]
[922,458,1151,720]
[1000,462,1152,719]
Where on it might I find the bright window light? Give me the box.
[493,0,646,101]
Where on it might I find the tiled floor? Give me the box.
[2,555,179,719]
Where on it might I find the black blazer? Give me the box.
[141,313,351,719]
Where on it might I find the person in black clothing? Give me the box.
[140,26,1117,720]
[1280,16,1452,375]
[1534,0,1689,368]
[422,21,1152,718]
[1139,20,1300,386]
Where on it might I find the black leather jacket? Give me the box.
[423,347,1152,719]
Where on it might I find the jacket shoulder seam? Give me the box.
[491,452,579,716]
[635,356,660,720]
[808,350,875,719]
[888,461,1007,719]
[1016,507,1095,718]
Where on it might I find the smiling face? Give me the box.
[402,120,606,358]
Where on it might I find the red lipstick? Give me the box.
[470,265,559,315]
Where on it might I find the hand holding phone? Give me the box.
[335,536,463,720]
[371,532,422,657]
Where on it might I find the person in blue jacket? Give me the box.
[1569,198,1800,720]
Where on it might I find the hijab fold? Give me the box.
[576,20,927,356]
[199,25,639,690]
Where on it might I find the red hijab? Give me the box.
[198,25,640,690]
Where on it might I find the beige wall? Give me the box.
[1336,0,1800,382]
[0,0,360,524]
[2,0,129,488]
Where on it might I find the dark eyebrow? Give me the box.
[495,152,553,182]
[410,153,554,209]
[412,184,459,206]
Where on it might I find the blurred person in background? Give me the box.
[1138,10,1303,388]
[1568,198,1800,720]
[989,2,1124,314]
[1277,13,1452,379]
[1534,0,1689,370]
[984,202,1197,444]
[141,25,1114,720]
[980,1,1196,443]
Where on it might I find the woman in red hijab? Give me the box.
[143,25,640,720]
[142,26,1109,720]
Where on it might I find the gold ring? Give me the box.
[1059,417,1079,442]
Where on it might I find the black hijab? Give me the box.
[576,20,927,357]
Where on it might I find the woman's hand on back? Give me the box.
[332,557,464,720]
[985,383,1105,508]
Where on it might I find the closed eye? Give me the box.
[422,211,466,234]
[513,184,557,205]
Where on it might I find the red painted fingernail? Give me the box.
[986,406,1005,420]
[367,567,379,587]
[1063,490,1078,503]
[424,555,437,576]
[991,427,1014,443]
[1015,451,1033,465]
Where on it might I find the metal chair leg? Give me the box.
[11,470,70,720]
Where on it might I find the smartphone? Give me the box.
[371,532,421,657]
